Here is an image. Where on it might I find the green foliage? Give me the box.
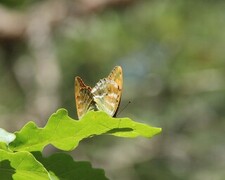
[0,150,50,180]
[0,0,41,9]
[33,152,107,180]
[0,109,161,179]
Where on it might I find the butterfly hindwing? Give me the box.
[91,66,123,117]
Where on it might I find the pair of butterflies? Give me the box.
[75,66,123,119]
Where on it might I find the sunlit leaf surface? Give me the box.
[10,109,161,152]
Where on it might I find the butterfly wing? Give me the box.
[91,66,123,117]
[75,76,96,119]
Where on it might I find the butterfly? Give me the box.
[75,66,123,119]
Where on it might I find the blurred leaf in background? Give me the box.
[0,0,225,180]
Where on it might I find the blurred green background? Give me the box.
[0,0,225,179]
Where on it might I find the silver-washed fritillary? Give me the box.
[75,66,123,119]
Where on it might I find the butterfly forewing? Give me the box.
[91,66,123,117]
[75,76,96,119]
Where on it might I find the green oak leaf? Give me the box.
[33,152,108,180]
[9,109,161,152]
[0,150,50,180]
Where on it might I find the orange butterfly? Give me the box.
[75,66,123,119]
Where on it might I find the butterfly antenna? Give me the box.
[117,101,131,116]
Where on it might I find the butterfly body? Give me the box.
[75,66,123,119]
